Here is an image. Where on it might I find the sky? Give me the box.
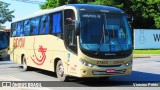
[1,0,46,29]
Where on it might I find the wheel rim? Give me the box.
[57,64,64,77]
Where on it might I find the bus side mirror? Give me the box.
[127,14,134,23]
[74,21,80,35]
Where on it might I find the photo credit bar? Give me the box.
[0,81,160,87]
[1,82,42,87]
[2,82,11,87]
[133,83,159,87]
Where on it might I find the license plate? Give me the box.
[106,69,115,73]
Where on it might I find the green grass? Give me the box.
[133,50,160,54]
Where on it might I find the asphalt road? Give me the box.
[0,57,160,89]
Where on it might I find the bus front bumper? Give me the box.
[77,63,132,78]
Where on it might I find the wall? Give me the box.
[134,29,160,49]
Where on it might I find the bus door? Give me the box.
[64,9,78,75]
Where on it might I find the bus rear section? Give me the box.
[0,30,9,60]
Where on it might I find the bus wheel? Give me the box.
[22,56,28,71]
[56,60,69,81]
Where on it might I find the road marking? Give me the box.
[0,75,23,81]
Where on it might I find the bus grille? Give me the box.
[97,64,122,68]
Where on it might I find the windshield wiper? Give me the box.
[95,24,105,54]
[105,15,111,53]
[111,26,125,54]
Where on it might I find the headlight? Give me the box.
[80,59,95,68]
[125,60,132,66]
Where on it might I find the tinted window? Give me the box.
[39,15,50,34]
[24,20,30,36]
[16,21,24,36]
[11,23,17,37]
[52,13,61,33]
[68,25,76,46]
[30,17,40,35]
[64,10,75,25]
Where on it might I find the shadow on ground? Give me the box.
[1,61,160,87]
[76,71,160,87]
[26,67,160,87]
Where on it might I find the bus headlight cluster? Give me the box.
[125,60,132,66]
[80,59,94,68]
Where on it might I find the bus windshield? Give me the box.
[0,32,8,50]
[79,12,132,52]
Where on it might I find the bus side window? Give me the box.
[11,23,17,37]
[40,15,50,34]
[64,10,75,25]
[30,17,40,35]
[16,21,24,37]
[52,13,62,38]
[68,26,76,46]
[24,20,30,36]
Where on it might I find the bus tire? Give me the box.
[56,60,69,82]
[22,56,28,71]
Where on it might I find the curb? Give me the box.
[133,54,160,58]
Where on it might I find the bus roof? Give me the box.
[13,4,124,23]
[67,4,124,13]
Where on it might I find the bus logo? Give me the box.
[31,45,47,65]
[13,38,25,48]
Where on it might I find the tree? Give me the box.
[88,0,123,8]
[40,0,160,29]
[40,0,78,9]
[126,0,160,29]
[0,1,14,28]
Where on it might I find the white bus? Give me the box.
[10,4,133,81]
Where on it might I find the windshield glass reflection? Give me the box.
[80,12,132,52]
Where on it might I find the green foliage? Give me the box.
[40,0,78,9]
[40,0,160,29]
[0,25,6,29]
[133,50,160,54]
[128,0,160,29]
[0,1,14,26]
[89,0,123,8]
